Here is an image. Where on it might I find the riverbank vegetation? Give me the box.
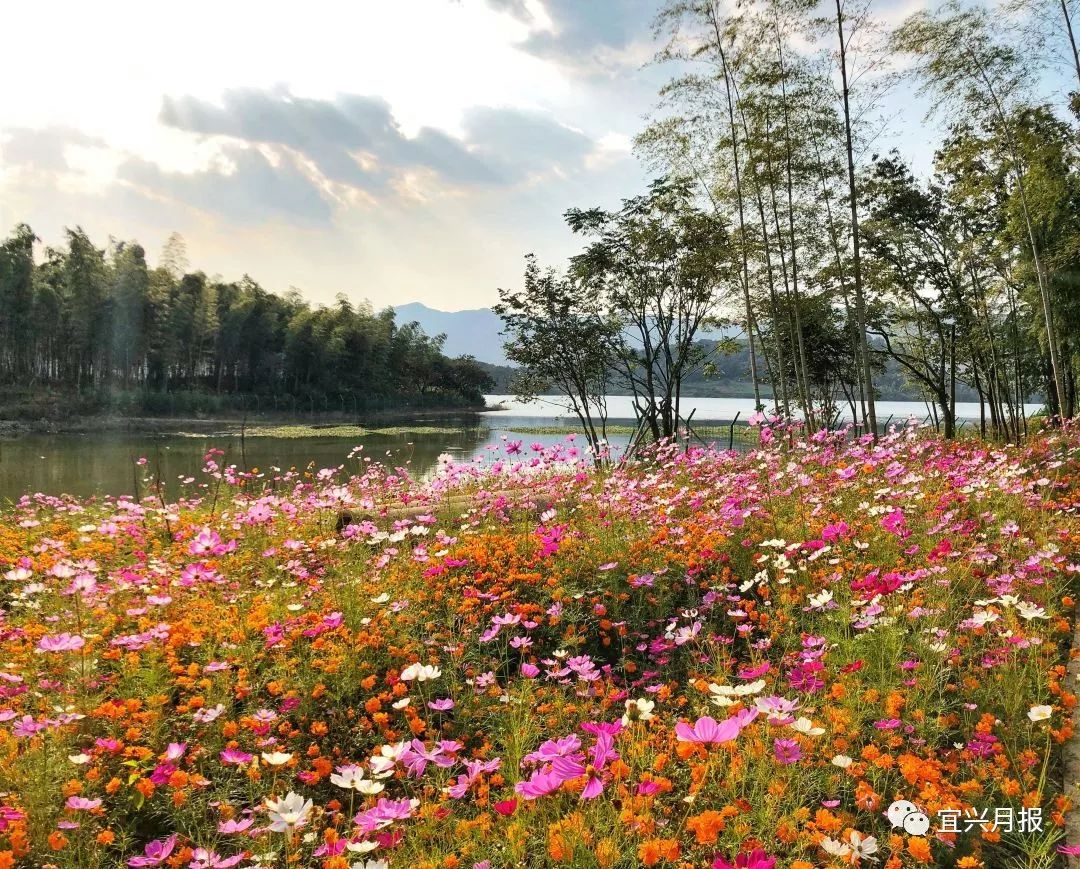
[497,0,1079,453]
[0,423,1075,867]
[0,230,492,417]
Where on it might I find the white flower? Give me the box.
[621,698,656,725]
[1017,601,1049,620]
[261,752,294,766]
[352,860,389,869]
[265,791,313,832]
[392,697,411,709]
[820,837,852,858]
[400,662,441,682]
[791,717,825,737]
[370,593,390,604]
[849,831,878,861]
[1028,705,1053,722]
[807,589,833,609]
[331,764,385,795]
[346,840,379,853]
[69,753,92,764]
[831,754,853,769]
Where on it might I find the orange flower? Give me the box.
[638,840,663,866]
[907,836,933,862]
[686,810,726,845]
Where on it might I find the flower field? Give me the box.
[0,424,1078,869]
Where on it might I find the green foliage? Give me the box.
[0,228,494,412]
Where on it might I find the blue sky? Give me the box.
[0,0,1072,311]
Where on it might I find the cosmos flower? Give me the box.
[400,663,441,682]
[675,716,743,744]
[265,791,313,832]
[36,633,85,653]
[125,835,178,866]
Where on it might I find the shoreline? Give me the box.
[0,403,506,439]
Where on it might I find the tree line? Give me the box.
[497,0,1079,455]
[0,228,492,412]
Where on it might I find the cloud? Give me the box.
[489,0,660,77]
[0,127,106,172]
[150,88,602,217]
[462,106,593,177]
[120,145,334,226]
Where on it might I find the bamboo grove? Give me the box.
[499,0,1079,446]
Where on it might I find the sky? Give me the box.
[0,0,1069,312]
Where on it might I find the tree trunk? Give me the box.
[712,9,763,411]
[836,0,878,437]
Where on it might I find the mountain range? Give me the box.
[393,302,511,366]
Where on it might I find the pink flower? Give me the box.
[128,834,178,866]
[773,738,802,765]
[66,796,102,811]
[737,662,770,680]
[37,633,85,653]
[188,848,244,868]
[353,797,418,833]
[675,715,743,744]
[515,768,565,799]
[217,817,254,834]
[220,748,252,765]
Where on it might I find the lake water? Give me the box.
[483,394,1045,425]
[0,394,1044,501]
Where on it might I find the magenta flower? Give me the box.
[737,662,770,680]
[515,768,565,799]
[675,715,742,744]
[127,834,177,866]
[523,734,582,764]
[546,731,618,800]
[220,748,253,765]
[12,715,46,738]
[773,738,802,765]
[713,849,777,869]
[36,633,85,653]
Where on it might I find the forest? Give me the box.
[497,0,1079,451]
[0,228,492,415]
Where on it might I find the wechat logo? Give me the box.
[887,799,930,836]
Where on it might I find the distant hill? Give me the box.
[392,303,994,403]
[393,302,510,366]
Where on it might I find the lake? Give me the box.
[0,394,1044,501]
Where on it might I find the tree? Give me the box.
[833,0,879,436]
[894,1,1069,417]
[0,224,37,382]
[566,179,732,444]
[496,255,617,464]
